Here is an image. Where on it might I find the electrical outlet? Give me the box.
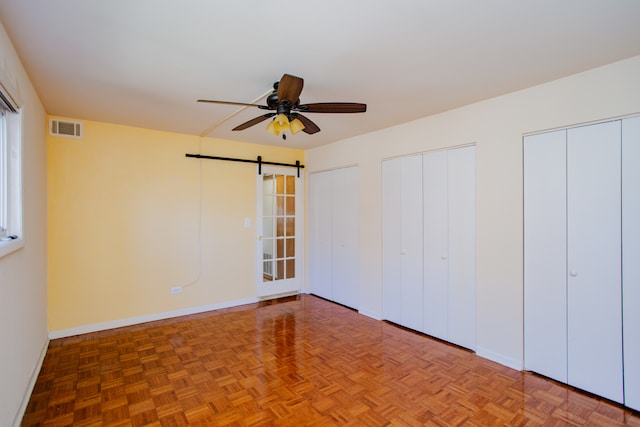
[170,286,182,295]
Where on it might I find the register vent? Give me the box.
[49,119,83,138]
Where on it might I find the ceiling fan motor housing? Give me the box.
[266,91,279,109]
[276,102,292,115]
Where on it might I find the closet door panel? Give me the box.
[447,146,476,350]
[332,167,359,309]
[567,121,623,403]
[622,116,640,410]
[400,155,424,331]
[309,171,333,300]
[523,130,568,382]
[422,151,448,340]
[382,159,403,324]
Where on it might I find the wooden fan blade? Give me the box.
[198,99,266,108]
[277,74,304,104]
[297,102,367,113]
[232,113,275,131]
[295,114,321,134]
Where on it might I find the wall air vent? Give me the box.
[49,118,83,138]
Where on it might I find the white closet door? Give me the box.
[422,150,448,340]
[382,159,403,324]
[523,130,568,383]
[308,171,333,300]
[400,155,424,331]
[447,146,476,350]
[623,116,640,411]
[567,121,623,403]
[332,166,359,309]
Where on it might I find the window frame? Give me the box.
[0,83,23,258]
[0,109,6,238]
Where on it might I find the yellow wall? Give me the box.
[47,118,303,332]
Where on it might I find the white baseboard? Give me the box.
[48,297,259,339]
[13,336,49,427]
[476,346,523,371]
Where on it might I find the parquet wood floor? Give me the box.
[22,295,640,426]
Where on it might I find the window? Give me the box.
[0,109,6,237]
[0,82,22,258]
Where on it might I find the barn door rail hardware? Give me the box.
[185,153,304,177]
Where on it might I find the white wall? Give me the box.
[0,21,48,426]
[305,55,640,369]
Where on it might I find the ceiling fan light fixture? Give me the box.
[274,113,289,131]
[266,113,305,137]
[273,113,289,127]
[289,118,305,135]
[266,119,279,135]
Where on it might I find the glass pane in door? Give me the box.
[260,169,299,289]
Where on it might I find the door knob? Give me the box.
[569,270,578,277]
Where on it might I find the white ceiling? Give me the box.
[1,1,640,149]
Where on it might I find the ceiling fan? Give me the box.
[198,74,366,139]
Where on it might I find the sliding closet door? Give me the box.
[447,146,476,350]
[523,130,568,383]
[567,121,623,403]
[309,167,359,309]
[422,151,448,341]
[623,116,640,411]
[385,148,475,344]
[382,159,403,324]
[308,171,333,300]
[332,166,359,309]
[400,156,424,331]
[382,155,423,330]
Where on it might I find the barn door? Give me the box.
[256,166,303,297]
